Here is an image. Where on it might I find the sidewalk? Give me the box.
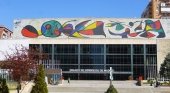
[10,81,34,93]
[20,81,34,93]
[48,80,170,93]
[10,90,17,93]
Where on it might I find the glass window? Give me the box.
[133,55,144,64]
[80,65,104,69]
[42,44,52,53]
[79,74,105,80]
[146,55,157,64]
[106,55,131,64]
[133,45,144,54]
[80,55,104,64]
[54,55,78,64]
[106,65,131,72]
[60,65,78,71]
[146,65,157,78]
[80,44,104,54]
[40,55,52,69]
[146,45,157,54]
[54,44,78,53]
[133,66,144,79]
[106,44,131,54]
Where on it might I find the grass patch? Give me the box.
[7,81,18,90]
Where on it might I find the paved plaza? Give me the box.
[8,80,170,93]
[48,80,170,93]
[9,81,33,93]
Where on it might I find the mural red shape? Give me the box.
[154,20,161,30]
[128,33,138,37]
[147,32,155,38]
[21,25,38,38]
[79,30,94,35]
[21,29,38,38]
[96,21,103,26]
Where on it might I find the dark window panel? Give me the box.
[80,65,104,69]
[106,65,131,72]
[42,44,52,53]
[106,55,131,64]
[133,66,144,79]
[80,55,104,64]
[106,44,131,54]
[133,45,144,54]
[54,44,78,53]
[79,74,105,80]
[63,73,78,80]
[60,65,78,71]
[54,55,78,64]
[146,45,157,54]
[80,44,104,54]
[133,55,144,64]
[146,55,157,64]
[145,65,157,78]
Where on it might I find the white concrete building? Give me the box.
[7,18,170,80]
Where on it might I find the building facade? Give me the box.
[141,0,170,18]
[0,26,12,39]
[13,18,170,80]
[29,43,157,80]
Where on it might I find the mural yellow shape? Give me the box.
[37,30,42,35]
[84,22,97,30]
[72,32,83,38]
[146,25,152,31]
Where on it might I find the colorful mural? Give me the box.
[21,20,105,38]
[107,20,165,38]
[14,18,170,39]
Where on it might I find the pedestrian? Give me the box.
[68,77,70,84]
[16,83,21,93]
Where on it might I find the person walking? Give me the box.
[68,77,70,84]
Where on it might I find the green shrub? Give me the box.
[147,79,151,83]
[148,80,154,86]
[168,81,170,86]
[105,85,118,93]
[31,65,48,93]
[164,81,168,85]
[0,78,9,93]
[31,86,36,93]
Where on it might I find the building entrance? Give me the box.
[63,73,132,80]
[79,74,106,80]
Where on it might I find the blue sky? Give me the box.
[0,0,149,30]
